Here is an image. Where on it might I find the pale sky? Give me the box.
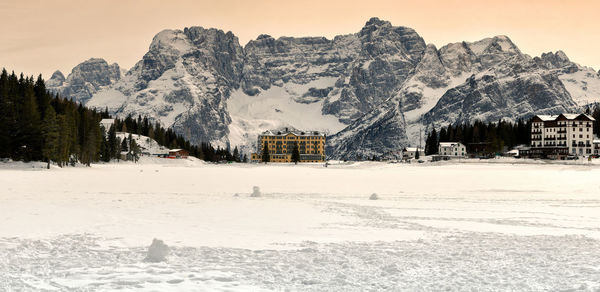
[1,0,599,79]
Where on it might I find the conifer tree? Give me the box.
[41,107,59,168]
[56,114,71,167]
[0,69,12,157]
[100,131,110,162]
[292,143,300,164]
[108,125,119,160]
[425,128,439,155]
[121,138,128,152]
[261,142,270,163]
[130,139,141,163]
[233,146,239,162]
[18,86,42,161]
[128,133,134,151]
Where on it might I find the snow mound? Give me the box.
[145,238,169,262]
[369,193,379,200]
[251,186,261,197]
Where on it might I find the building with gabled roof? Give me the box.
[528,113,595,159]
[250,128,326,163]
[439,142,467,157]
[168,149,189,159]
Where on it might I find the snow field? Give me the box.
[2,160,600,290]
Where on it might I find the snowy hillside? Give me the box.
[115,132,169,154]
[48,18,600,159]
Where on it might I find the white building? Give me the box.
[530,113,595,158]
[438,142,467,157]
[593,139,600,155]
[403,147,425,159]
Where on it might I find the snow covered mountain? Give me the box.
[48,58,122,104]
[48,17,600,159]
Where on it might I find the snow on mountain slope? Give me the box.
[558,68,600,106]
[48,18,597,159]
[227,77,346,153]
[534,51,600,106]
[86,88,128,112]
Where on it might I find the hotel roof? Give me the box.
[260,128,326,137]
[439,142,463,147]
[534,113,595,121]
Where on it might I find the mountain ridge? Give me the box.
[47,17,600,159]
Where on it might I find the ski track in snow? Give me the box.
[2,159,600,291]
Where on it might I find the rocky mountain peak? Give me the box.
[48,19,600,160]
[256,34,273,41]
[149,29,193,54]
[363,17,392,30]
[46,70,65,88]
[536,50,573,69]
[47,58,121,104]
[358,18,425,61]
[50,70,65,81]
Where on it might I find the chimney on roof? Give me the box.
[285,127,289,132]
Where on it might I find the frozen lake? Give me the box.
[2,159,600,291]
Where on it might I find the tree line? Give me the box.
[107,112,243,162]
[424,119,531,155]
[0,68,239,167]
[587,104,600,135]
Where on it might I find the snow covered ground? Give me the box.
[2,159,600,291]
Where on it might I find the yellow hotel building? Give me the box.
[251,128,326,163]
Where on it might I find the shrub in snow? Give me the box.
[369,193,379,200]
[251,186,261,197]
[144,238,169,262]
